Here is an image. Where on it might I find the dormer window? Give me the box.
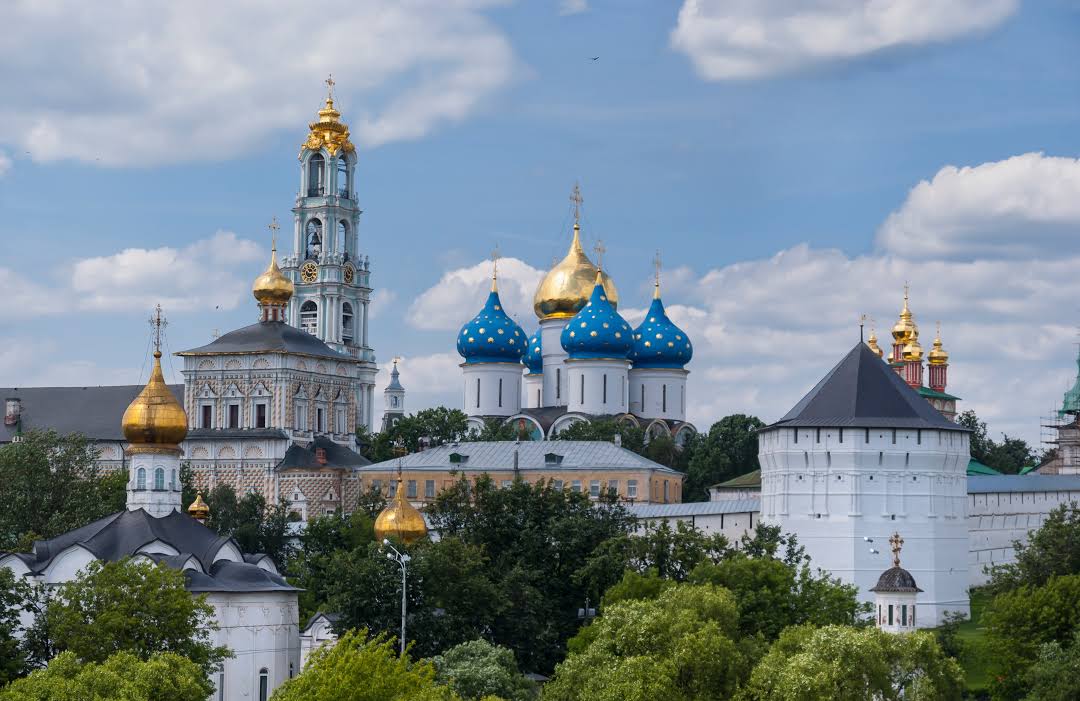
[449,452,468,464]
[545,453,563,465]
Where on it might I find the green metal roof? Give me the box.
[917,385,961,401]
[1061,348,1080,416]
[712,469,761,490]
[967,459,1002,476]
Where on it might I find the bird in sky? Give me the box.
[590,56,599,61]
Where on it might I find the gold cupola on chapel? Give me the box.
[533,184,618,320]
[252,218,294,321]
[374,470,429,544]
[122,308,187,453]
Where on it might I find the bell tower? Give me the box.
[280,76,378,431]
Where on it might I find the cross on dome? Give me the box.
[890,532,905,567]
[593,240,606,271]
[570,182,583,225]
[325,73,335,100]
[149,304,168,354]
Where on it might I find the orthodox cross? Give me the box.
[903,280,910,304]
[936,320,942,339]
[653,250,662,286]
[325,73,335,100]
[570,183,583,225]
[594,240,606,271]
[889,532,904,567]
[149,304,167,354]
[268,216,279,250]
[491,245,501,278]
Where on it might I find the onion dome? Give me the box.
[374,476,428,544]
[122,351,188,451]
[630,282,693,368]
[928,326,949,366]
[534,223,618,320]
[867,330,884,358]
[891,288,917,344]
[457,273,526,364]
[252,236,294,307]
[903,328,924,362]
[300,82,355,157]
[523,330,543,375]
[187,493,210,523]
[870,533,923,593]
[561,271,633,359]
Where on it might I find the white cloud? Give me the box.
[559,0,589,16]
[370,352,463,428]
[369,289,398,320]
[671,0,1017,80]
[0,151,10,176]
[877,152,1080,260]
[71,231,264,312]
[407,257,545,331]
[0,1,516,165]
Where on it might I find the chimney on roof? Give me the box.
[5,398,21,426]
[315,448,327,466]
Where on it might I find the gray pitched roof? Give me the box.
[358,440,682,475]
[870,565,922,593]
[2,509,296,593]
[767,343,965,431]
[629,498,760,519]
[967,474,1080,494]
[177,321,352,360]
[0,385,184,442]
[278,436,370,470]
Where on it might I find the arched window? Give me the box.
[338,220,349,260]
[336,157,349,197]
[305,219,323,260]
[308,154,325,196]
[258,668,269,701]
[342,302,354,342]
[154,468,165,491]
[300,301,318,335]
[136,467,146,490]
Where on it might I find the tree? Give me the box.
[987,502,1080,594]
[545,584,748,701]
[1022,631,1080,701]
[740,624,964,701]
[0,568,30,684]
[0,651,212,701]
[357,407,471,462]
[958,410,1036,474]
[684,414,764,501]
[432,639,534,701]
[553,419,646,455]
[0,430,127,551]
[271,629,466,701]
[190,483,295,565]
[46,559,229,679]
[289,509,379,621]
[465,418,522,442]
[984,574,1080,700]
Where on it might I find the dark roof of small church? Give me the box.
[766,343,966,431]
[870,565,922,593]
[0,509,296,593]
[0,385,184,442]
[278,435,370,470]
[177,321,352,360]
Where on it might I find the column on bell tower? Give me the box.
[279,76,378,432]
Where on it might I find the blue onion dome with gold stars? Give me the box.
[561,271,633,359]
[523,330,543,374]
[630,282,693,368]
[457,274,526,364]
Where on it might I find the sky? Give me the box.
[2,0,1080,446]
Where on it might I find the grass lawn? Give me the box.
[954,588,993,696]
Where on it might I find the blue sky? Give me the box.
[2,0,1080,444]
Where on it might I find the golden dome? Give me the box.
[533,223,618,320]
[300,95,355,158]
[188,493,210,522]
[903,330,924,362]
[928,326,949,366]
[122,351,187,451]
[891,289,917,344]
[374,477,428,544]
[252,238,294,306]
[867,331,883,358]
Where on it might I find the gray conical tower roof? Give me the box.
[767,343,966,431]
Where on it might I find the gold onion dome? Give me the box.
[187,493,210,522]
[301,96,355,157]
[122,351,188,450]
[903,330,924,362]
[374,477,428,544]
[252,240,294,306]
[533,223,618,320]
[928,329,949,365]
[892,291,917,344]
[867,331,883,358]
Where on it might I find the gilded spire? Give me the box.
[891,282,918,344]
[653,250,662,299]
[253,217,294,308]
[188,492,210,523]
[491,245,500,293]
[928,321,949,365]
[300,75,355,157]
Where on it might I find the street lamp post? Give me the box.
[384,539,410,657]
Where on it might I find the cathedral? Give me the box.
[455,187,697,444]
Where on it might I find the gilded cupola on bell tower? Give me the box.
[279,75,379,432]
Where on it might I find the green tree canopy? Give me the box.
[432,639,534,701]
[0,651,212,701]
[1022,631,1080,701]
[179,480,295,566]
[684,414,764,501]
[272,629,468,701]
[545,584,747,701]
[46,559,228,679]
[361,407,472,461]
[0,568,31,684]
[0,430,126,551]
[958,410,1038,474]
[741,624,964,701]
[987,501,1080,594]
[289,509,379,620]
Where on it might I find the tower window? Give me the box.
[476,378,481,408]
[603,374,607,404]
[498,378,503,407]
[662,384,667,413]
[227,404,239,429]
[305,219,323,259]
[336,157,349,197]
[300,301,318,335]
[136,467,146,490]
[339,220,350,260]
[342,302,354,342]
[154,468,165,491]
[308,154,325,196]
[865,428,870,444]
[258,668,269,701]
[556,368,561,401]
[201,404,213,429]
[317,407,326,433]
[255,403,267,429]
[580,374,585,404]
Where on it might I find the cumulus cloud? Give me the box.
[407,257,545,331]
[877,152,1080,260]
[0,1,516,165]
[370,352,463,428]
[671,0,1017,80]
[559,0,589,15]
